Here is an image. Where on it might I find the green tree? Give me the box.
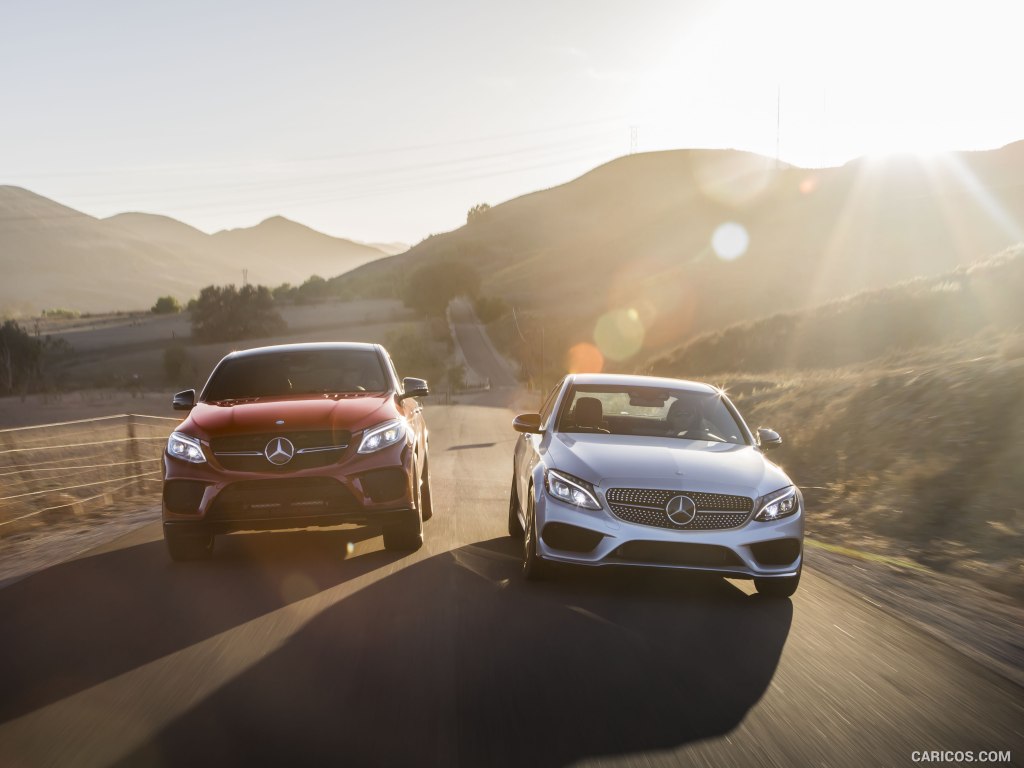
[467,203,491,224]
[296,275,331,304]
[473,295,509,323]
[272,283,296,303]
[189,284,287,342]
[152,295,182,314]
[0,321,69,395]
[402,261,480,316]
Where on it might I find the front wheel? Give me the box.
[419,456,433,522]
[522,491,549,581]
[508,475,524,539]
[755,569,800,598]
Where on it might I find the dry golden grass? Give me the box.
[718,336,1024,597]
[0,415,173,530]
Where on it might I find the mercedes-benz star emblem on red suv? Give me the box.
[265,437,296,466]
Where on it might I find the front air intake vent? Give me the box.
[163,480,209,514]
[750,539,801,566]
[541,522,604,553]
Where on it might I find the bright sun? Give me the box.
[644,0,1024,167]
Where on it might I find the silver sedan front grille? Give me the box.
[605,487,753,531]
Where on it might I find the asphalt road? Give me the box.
[1,359,1022,766]
[449,296,520,388]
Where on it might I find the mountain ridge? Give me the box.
[0,189,391,315]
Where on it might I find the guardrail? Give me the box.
[0,414,179,528]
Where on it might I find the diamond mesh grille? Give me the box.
[605,487,752,531]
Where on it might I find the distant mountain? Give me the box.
[0,188,390,314]
[365,242,409,256]
[336,142,1024,365]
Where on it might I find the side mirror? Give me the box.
[172,389,196,411]
[513,413,543,434]
[757,427,782,451]
[399,377,429,401]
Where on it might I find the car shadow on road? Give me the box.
[114,536,793,768]
[0,526,400,724]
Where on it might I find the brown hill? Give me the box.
[650,245,1024,375]
[0,188,388,315]
[336,143,1024,367]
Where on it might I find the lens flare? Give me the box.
[799,176,818,195]
[567,342,604,373]
[594,309,645,361]
[711,222,749,261]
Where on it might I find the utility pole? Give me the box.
[776,85,781,168]
[242,268,248,287]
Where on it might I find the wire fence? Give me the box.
[0,414,179,528]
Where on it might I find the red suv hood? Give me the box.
[183,394,397,438]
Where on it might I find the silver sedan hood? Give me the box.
[544,432,792,498]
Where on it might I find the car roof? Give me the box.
[223,342,381,359]
[568,372,720,394]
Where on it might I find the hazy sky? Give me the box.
[2,0,1022,244]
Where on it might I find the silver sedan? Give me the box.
[509,373,803,597]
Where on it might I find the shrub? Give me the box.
[467,203,491,225]
[0,320,69,395]
[189,284,287,342]
[474,295,509,323]
[401,261,480,316]
[152,295,182,314]
[163,342,193,382]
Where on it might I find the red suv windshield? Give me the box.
[202,349,388,401]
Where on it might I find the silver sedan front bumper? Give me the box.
[534,486,804,579]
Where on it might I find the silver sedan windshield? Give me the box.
[555,385,749,445]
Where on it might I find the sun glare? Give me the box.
[642,0,1024,167]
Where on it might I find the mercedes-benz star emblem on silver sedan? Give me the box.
[665,495,697,526]
[265,437,296,465]
[509,373,805,598]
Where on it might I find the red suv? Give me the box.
[162,342,431,560]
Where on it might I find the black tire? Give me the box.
[508,475,524,538]
[522,490,549,581]
[755,569,801,598]
[419,456,433,522]
[383,513,423,552]
[165,531,214,562]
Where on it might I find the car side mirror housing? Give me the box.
[172,389,196,411]
[399,377,429,401]
[757,427,783,450]
[513,413,543,434]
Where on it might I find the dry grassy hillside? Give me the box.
[644,247,1024,596]
[651,245,1024,375]
[721,336,1024,598]
[0,187,388,315]
[336,144,1024,368]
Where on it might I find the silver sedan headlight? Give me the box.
[167,432,206,464]
[754,486,798,521]
[545,469,602,511]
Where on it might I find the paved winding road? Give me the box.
[0,328,1022,767]
[448,296,520,388]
